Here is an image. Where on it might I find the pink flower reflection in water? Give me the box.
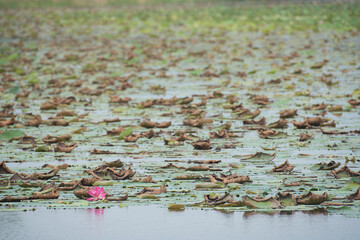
[88,208,104,217]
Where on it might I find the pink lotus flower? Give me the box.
[87,186,106,201]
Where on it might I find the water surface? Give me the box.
[1,206,358,240]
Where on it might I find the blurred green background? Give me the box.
[0,0,354,9]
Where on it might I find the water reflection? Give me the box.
[243,208,328,218]
[88,208,105,219]
[0,206,356,240]
[301,208,328,216]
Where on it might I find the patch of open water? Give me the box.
[1,206,358,240]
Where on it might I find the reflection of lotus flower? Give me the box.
[87,186,106,201]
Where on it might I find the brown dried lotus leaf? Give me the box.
[241,152,276,161]
[124,134,141,142]
[329,105,343,112]
[257,129,280,138]
[237,109,261,119]
[0,106,14,118]
[183,119,203,128]
[108,167,136,180]
[292,120,312,129]
[260,145,278,151]
[209,129,237,139]
[41,102,57,110]
[173,174,201,180]
[299,133,313,141]
[186,165,210,171]
[164,133,192,144]
[91,148,117,154]
[201,71,220,78]
[58,179,79,191]
[31,188,59,200]
[242,196,281,209]
[275,192,297,206]
[0,161,16,174]
[106,127,125,135]
[109,96,131,103]
[306,117,324,126]
[178,97,193,105]
[310,102,327,110]
[79,87,102,96]
[231,103,245,112]
[25,115,42,127]
[315,160,340,170]
[43,134,72,143]
[186,165,221,171]
[74,187,92,199]
[190,160,221,164]
[204,193,234,205]
[2,103,14,109]
[9,173,35,182]
[222,174,251,184]
[140,120,156,128]
[209,175,219,182]
[106,192,128,201]
[155,96,177,106]
[243,117,266,125]
[42,97,76,109]
[0,195,29,202]
[296,192,328,205]
[49,119,69,126]
[15,91,30,99]
[104,117,120,123]
[279,109,297,118]
[347,187,360,200]
[73,127,87,134]
[38,183,59,192]
[168,203,185,211]
[348,99,360,106]
[79,177,100,187]
[56,110,76,117]
[103,159,124,168]
[267,118,288,129]
[331,166,360,178]
[137,184,167,195]
[192,139,211,150]
[320,120,336,127]
[250,95,271,105]
[141,129,155,138]
[161,163,185,169]
[311,61,326,69]
[284,182,302,187]
[42,163,70,172]
[321,129,348,135]
[156,121,171,128]
[85,165,135,180]
[140,99,155,108]
[54,142,78,153]
[133,175,157,183]
[0,116,15,127]
[48,116,64,120]
[270,160,294,172]
[18,136,36,145]
[220,121,232,130]
[31,164,69,180]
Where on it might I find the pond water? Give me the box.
[1,206,358,240]
[1,3,360,239]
